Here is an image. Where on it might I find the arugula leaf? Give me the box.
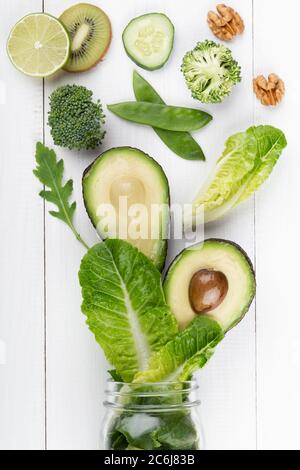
[134,316,224,383]
[79,239,178,382]
[192,125,287,223]
[33,142,88,249]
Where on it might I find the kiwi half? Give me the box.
[60,3,112,73]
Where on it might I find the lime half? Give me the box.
[7,13,70,77]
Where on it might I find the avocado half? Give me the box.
[83,147,170,271]
[164,239,256,332]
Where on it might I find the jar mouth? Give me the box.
[106,379,198,393]
[104,380,201,412]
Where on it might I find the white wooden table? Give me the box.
[0,0,299,450]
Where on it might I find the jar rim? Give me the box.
[104,380,201,411]
[106,379,198,387]
[103,402,201,412]
[105,379,198,394]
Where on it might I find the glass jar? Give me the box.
[101,381,203,450]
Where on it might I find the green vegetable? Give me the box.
[110,411,199,450]
[192,125,287,223]
[108,370,124,383]
[182,40,241,104]
[48,85,105,151]
[108,382,201,450]
[110,410,199,450]
[115,414,162,450]
[79,240,178,382]
[33,143,89,250]
[122,13,174,71]
[107,101,212,132]
[82,146,170,272]
[110,430,130,450]
[134,317,224,383]
[155,413,198,450]
[133,71,205,160]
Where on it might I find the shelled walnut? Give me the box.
[253,74,285,106]
[207,4,245,41]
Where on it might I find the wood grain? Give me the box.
[254,0,300,451]
[0,0,298,450]
[44,0,256,450]
[0,0,45,450]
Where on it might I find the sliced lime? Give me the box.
[7,13,70,78]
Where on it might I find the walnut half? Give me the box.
[253,74,285,106]
[207,4,245,41]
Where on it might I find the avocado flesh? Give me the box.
[164,239,256,332]
[83,147,170,271]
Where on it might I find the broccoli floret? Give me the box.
[182,40,241,104]
[48,85,105,151]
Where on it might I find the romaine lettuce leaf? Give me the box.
[236,125,287,205]
[133,317,224,383]
[193,125,287,223]
[111,411,199,450]
[79,239,178,382]
[155,413,199,450]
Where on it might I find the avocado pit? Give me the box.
[189,269,228,314]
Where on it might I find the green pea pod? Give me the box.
[133,71,205,161]
[107,102,212,132]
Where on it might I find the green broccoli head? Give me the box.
[182,40,241,104]
[48,85,105,151]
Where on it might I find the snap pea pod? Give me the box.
[107,102,212,132]
[133,71,205,161]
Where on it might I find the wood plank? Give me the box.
[44,0,106,451]
[195,0,256,450]
[0,0,45,450]
[254,0,300,451]
[44,0,256,449]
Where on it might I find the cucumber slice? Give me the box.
[122,13,174,71]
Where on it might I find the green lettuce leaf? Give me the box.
[155,413,199,450]
[79,239,178,382]
[133,317,224,383]
[192,125,287,223]
[111,411,199,450]
[108,370,124,383]
[115,414,162,450]
[236,126,287,204]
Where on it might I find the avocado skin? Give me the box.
[210,239,256,331]
[82,147,170,272]
[164,238,256,332]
